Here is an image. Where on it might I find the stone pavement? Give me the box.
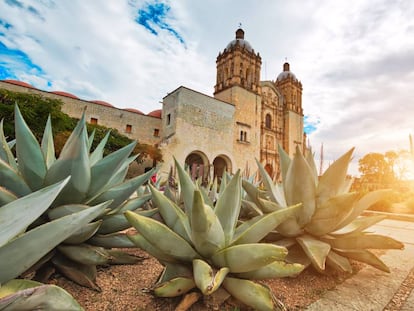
[306,218,414,311]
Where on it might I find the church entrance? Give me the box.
[185,151,209,183]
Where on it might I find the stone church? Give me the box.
[160,28,304,181]
[0,27,304,182]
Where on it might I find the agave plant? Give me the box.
[0,178,107,310]
[243,145,404,274]
[125,159,304,311]
[0,105,157,290]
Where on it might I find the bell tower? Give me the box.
[213,27,262,174]
[275,62,304,154]
[214,28,262,97]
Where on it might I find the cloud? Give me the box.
[0,0,413,177]
[134,1,185,44]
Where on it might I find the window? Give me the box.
[265,114,272,128]
[239,130,248,142]
[90,117,98,125]
[153,128,160,137]
[167,113,171,125]
[125,124,132,133]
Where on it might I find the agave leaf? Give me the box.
[305,193,359,237]
[14,105,47,191]
[241,199,263,217]
[335,249,390,272]
[285,146,316,226]
[0,279,43,299]
[153,277,196,297]
[97,213,132,235]
[0,201,110,283]
[214,170,241,244]
[242,179,266,208]
[199,185,214,207]
[257,197,285,213]
[157,263,193,283]
[40,115,56,169]
[285,244,312,268]
[331,214,387,237]
[0,119,17,169]
[105,155,138,189]
[191,190,226,257]
[218,169,227,195]
[127,233,178,263]
[0,280,83,310]
[58,244,111,265]
[106,249,142,264]
[52,254,101,291]
[223,277,278,311]
[336,189,391,229]
[316,148,354,206]
[174,158,196,218]
[322,234,404,250]
[211,243,287,273]
[88,141,136,197]
[296,234,331,272]
[235,260,304,279]
[326,250,353,273]
[304,147,318,185]
[115,193,152,213]
[48,203,105,220]
[0,177,69,248]
[149,185,191,242]
[256,158,287,207]
[44,124,90,205]
[0,158,32,197]
[275,216,304,237]
[231,204,302,245]
[125,211,199,261]
[278,144,291,185]
[87,129,96,152]
[64,220,102,244]
[87,168,155,210]
[89,232,136,248]
[89,130,110,166]
[0,187,18,206]
[193,259,229,295]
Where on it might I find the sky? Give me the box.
[1,0,414,176]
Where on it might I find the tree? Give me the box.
[0,89,162,166]
[358,152,396,189]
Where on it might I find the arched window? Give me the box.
[265,114,272,129]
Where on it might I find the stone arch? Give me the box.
[213,154,232,181]
[185,151,209,182]
[265,113,272,128]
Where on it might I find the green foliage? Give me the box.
[126,159,303,310]
[0,105,157,290]
[0,89,75,140]
[243,146,404,274]
[358,152,396,189]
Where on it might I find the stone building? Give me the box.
[0,27,305,181]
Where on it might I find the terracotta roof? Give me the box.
[147,109,162,118]
[90,100,114,107]
[2,79,36,89]
[123,108,144,115]
[50,91,79,99]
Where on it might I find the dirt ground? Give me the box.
[51,248,365,311]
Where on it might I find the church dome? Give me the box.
[225,28,253,52]
[276,62,298,82]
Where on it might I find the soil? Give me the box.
[51,247,367,311]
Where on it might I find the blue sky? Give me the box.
[1,0,414,175]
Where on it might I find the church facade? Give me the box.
[0,28,305,181]
[160,28,304,181]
